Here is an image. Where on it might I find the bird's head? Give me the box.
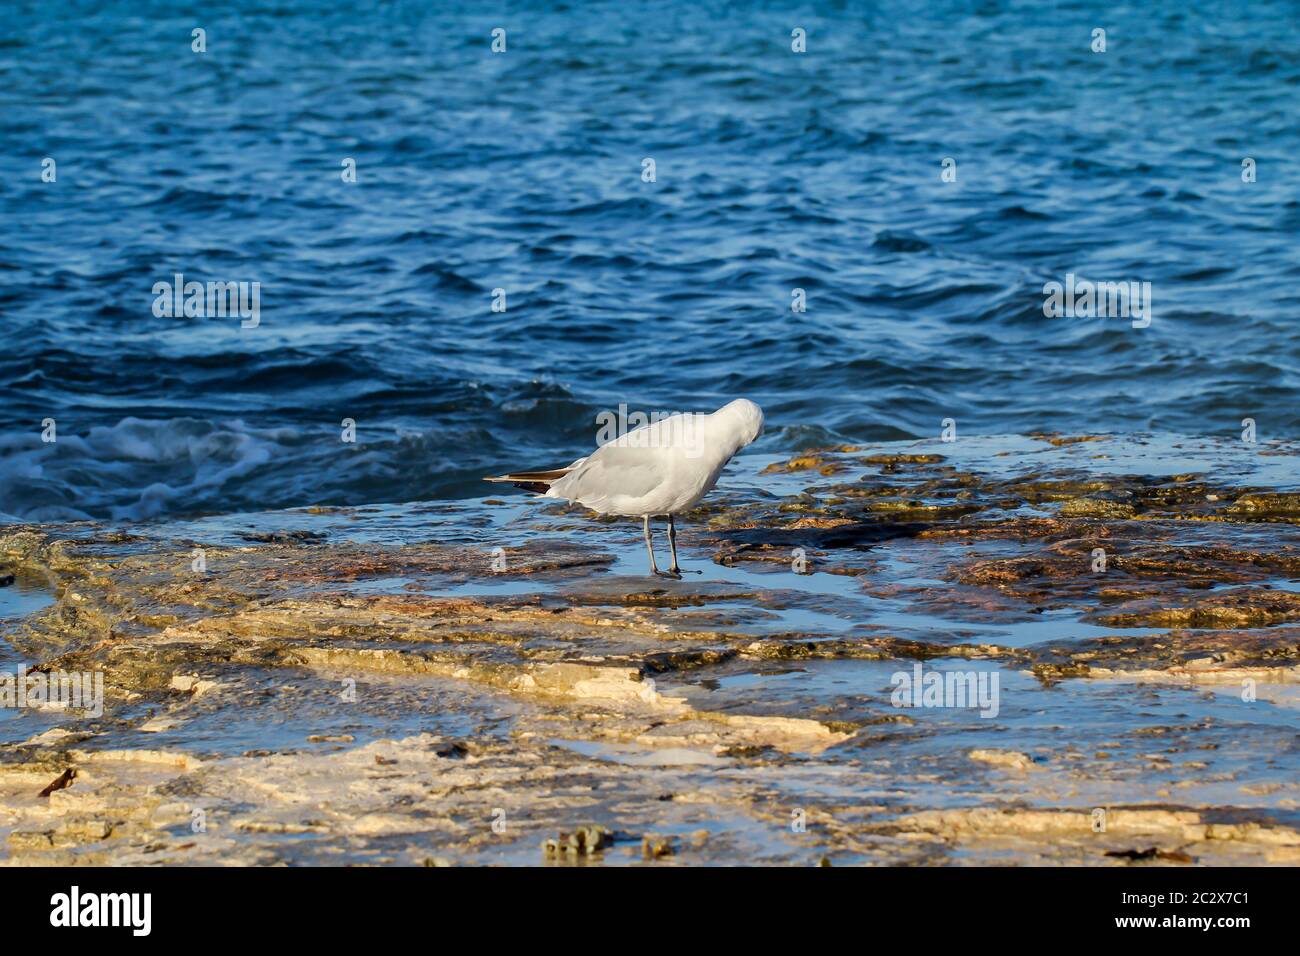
[718,398,765,447]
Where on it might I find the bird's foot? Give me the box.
[668,565,701,575]
[652,568,682,580]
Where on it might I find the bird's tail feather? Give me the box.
[482,463,579,493]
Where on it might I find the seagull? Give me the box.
[485,399,764,578]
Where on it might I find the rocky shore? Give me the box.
[1,434,1297,865]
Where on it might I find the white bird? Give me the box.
[485,399,764,577]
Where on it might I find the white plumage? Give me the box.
[486,399,764,577]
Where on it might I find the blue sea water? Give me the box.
[1,0,1297,521]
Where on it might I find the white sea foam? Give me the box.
[0,417,296,522]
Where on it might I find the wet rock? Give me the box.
[859,454,946,465]
[969,749,1037,771]
[641,834,673,859]
[1060,497,1137,519]
[1,435,1297,865]
[1228,493,1300,517]
[543,824,612,859]
[1090,589,1300,629]
[1030,434,1107,448]
[762,455,847,476]
[236,530,328,544]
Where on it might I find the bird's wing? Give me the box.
[545,444,669,512]
[617,412,707,451]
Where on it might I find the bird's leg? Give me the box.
[666,514,701,576]
[645,514,679,579]
[643,515,661,576]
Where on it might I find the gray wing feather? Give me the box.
[546,444,668,512]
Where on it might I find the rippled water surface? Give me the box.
[2,0,1297,520]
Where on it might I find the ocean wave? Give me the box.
[1,0,1296,520]
[0,418,296,522]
